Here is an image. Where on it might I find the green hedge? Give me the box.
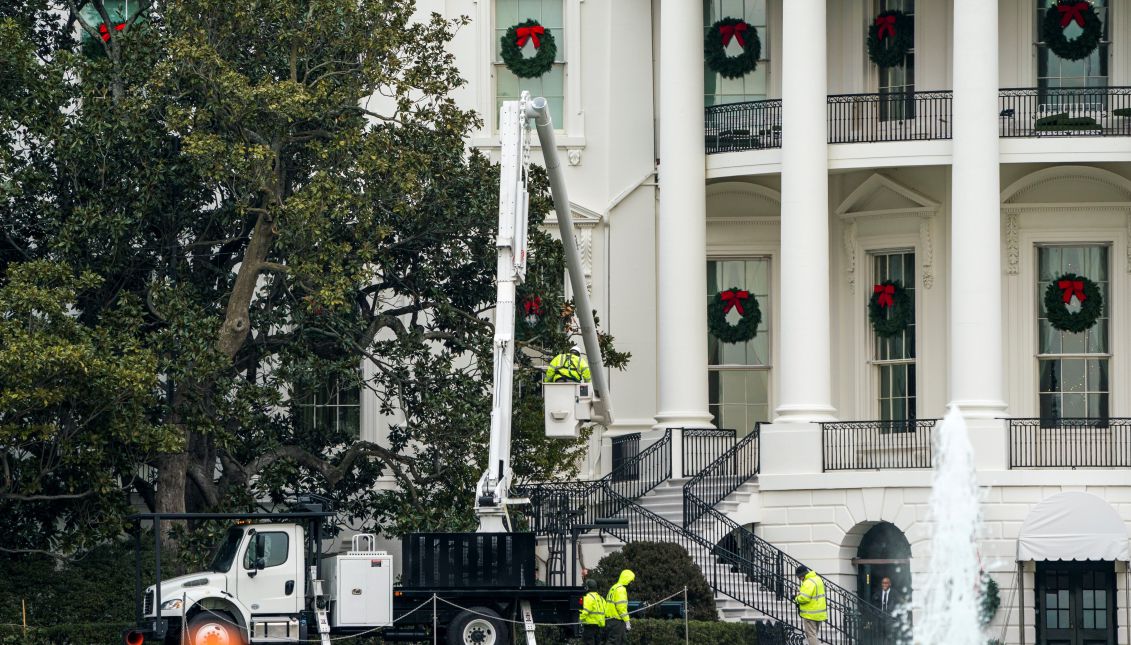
[0,624,126,645]
[536,619,759,644]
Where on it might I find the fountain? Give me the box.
[913,406,986,645]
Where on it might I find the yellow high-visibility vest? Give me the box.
[795,571,828,622]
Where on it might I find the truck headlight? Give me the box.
[160,599,184,611]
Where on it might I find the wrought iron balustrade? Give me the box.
[683,425,760,527]
[610,432,641,482]
[999,87,1131,138]
[1008,418,1131,469]
[827,90,953,144]
[681,428,736,477]
[821,419,938,471]
[705,99,783,153]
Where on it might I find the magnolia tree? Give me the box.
[0,0,627,557]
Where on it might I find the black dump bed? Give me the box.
[401,532,537,589]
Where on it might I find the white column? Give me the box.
[774,0,835,422]
[949,0,1006,418]
[654,0,711,429]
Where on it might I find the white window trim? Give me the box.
[471,0,585,148]
[868,248,918,421]
[1008,222,1129,417]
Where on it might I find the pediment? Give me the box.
[543,201,604,227]
[706,182,781,221]
[836,174,939,219]
[1002,166,1131,207]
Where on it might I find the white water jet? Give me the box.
[913,406,985,645]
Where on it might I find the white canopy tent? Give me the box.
[1017,492,1130,561]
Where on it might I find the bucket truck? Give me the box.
[121,93,610,645]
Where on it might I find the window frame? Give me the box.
[702,0,771,108]
[1034,0,1110,98]
[706,256,772,433]
[242,531,290,570]
[868,249,918,428]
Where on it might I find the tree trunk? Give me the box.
[155,449,188,560]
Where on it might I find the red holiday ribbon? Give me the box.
[98,22,126,42]
[1058,279,1087,303]
[873,284,896,308]
[719,22,749,47]
[720,290,750,315]
[1056,1,1089,28]
[874,14,897,39]
[515,25,545,48]
[523,295,543,316]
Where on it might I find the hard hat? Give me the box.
[569,344,582,354]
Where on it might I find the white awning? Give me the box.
[1017,492,1130,561]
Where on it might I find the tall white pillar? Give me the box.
[949,0,1006,418]
[654,0,711,429]
[775,0,835,422]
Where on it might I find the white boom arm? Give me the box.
[475,94,612,533]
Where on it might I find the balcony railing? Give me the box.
[1009,418,1131,469]
[705,99,782,154]
[999,87,1131,138]
[681,428,736,477]
[828,90,953,143]
[821,419,938,471]
[705,87,1131,153]
[610,432,641,482]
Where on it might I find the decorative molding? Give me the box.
[843,220,858,293]
[1006,213,1020,275]
[706,181,783,221]
[835,173,940,218]
[1126,212,1131,273]
[707,216,780,226]
[919,216,934,289]
[1001,166,1131,205]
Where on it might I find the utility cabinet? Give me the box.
[324,536,393,628]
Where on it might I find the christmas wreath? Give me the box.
[500,19,557,79]
[867,10,914,68]
[704,18,761,79]
[1044,272,1103,333]
[868,280,913,338]
[708,288,761,344]
[1042,1,1102,61]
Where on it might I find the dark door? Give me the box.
[1037,561,1116,645]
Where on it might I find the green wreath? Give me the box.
[708,288,761,344]
[868,280,913,338]
[1044,272,1103,333]
[980,576,1001,626]
[704,18,761,79]
[500,19,557,79]
[867,10,913,68]
[1042,1,1102,61]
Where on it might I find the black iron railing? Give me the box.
[999,87,1131,138]
[681,428,736,477]
[683,425,760,528]
[705,99,783,153]
[827,91,953,144]
[605,485,892,645]
[1008,418,1131,469]
[820,419,938,472]
[610,432,641,482]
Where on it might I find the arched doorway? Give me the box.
[854,522,912,612]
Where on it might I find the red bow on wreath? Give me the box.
[874,14,897,39]
[719,22,749,47]
[523,295,543,315]
[515,25,545,48]
[99,22,126,42]
[720,289,750,315]
[1058,279,1087,303]
[873,283,896,308]
[1056,1,1090,28]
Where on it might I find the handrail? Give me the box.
[683,424,761,527]
[598,484,892,645]
[681,428,736,477]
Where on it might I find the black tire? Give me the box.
[446,607,509,645]
[185,609,247,645]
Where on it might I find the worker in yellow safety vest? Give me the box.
[604,569,634,644]
[794,565,828,645]
[544,345,591,383]
[578,579,606,644]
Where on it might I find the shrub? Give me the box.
[535,619,758,644]
[0,624,126,645]
[589,542,717,621]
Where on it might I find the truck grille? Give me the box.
[143,590,154,615]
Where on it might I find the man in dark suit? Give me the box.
[871,576,901,643]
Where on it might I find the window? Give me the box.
[871,252,915,427]
[495,0,565,126]
[1036,0,1108,109]
[703,0,768,107]
[243,531,290,569]
[707,259,770,433]
[295,379,361,438]
[877,0,914,121]
[1038,245,1109,422]
[1036,561,1115,645]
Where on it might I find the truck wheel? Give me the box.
[186,610,246,645]
[446,607,509,645]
